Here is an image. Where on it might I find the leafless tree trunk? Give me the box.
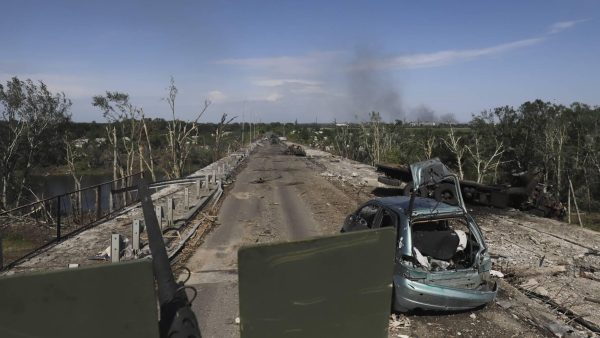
[359,112,385,165]
[140,116,156,181]
[422,135,436,160]
[0,120,25,210]
[64,138,82,220]
[467,136,505,183]
[213,113,237,162]
[442,125,466,179]
[164,77,211,178]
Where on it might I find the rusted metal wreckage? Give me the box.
[376,161,565,219]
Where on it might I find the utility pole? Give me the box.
[241,100,246,145]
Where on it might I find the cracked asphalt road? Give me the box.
[185,143,325,338]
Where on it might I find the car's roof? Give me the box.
[376,196,464,217]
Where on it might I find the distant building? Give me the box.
[408,121,437,127]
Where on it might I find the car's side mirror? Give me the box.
[341,215,356,232]
[344,214,370,232]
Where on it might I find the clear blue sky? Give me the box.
[1,0,598,122]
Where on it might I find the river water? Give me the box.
[28,174,114,200]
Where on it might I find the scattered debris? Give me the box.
[520,278,539,289]
[496,299,513,309]
[90,246,111,261]
[584,297,600,305]
[490,270,505,278]
[284,144,306,156]
[579,270,600,282]
[389,314,411,329]
[388,314,411,337]
[512,265,567,278]
[250,175,282,184]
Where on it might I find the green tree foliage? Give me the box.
[0,77,71,209]
[287,101,600,210]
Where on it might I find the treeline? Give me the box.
[0,77,253,210]
[284,101,600,212]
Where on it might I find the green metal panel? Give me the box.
[238,227,395,338]
[0,260,159,338]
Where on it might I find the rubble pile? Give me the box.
[284,142,383,188]
[476,208,600,333]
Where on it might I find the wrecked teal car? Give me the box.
[342,159,497,312]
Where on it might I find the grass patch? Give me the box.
[567,212,600,232]
[2,232,37,252]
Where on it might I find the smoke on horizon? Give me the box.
[345,46,405,122]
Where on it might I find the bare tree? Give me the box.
[466,136,505,183]
[420,133,436,161]
[546,118,568,198]
[92,92,145,184]
[64,137,82,219]
[359,112,389,165]
[333,124,356,159]
[140,116,156,181]
[441,125,467,179]
[213,113,237,162]
[164,77,211,178]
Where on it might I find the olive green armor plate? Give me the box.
[238,227,395,338]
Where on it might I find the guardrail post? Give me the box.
[205,174,209,191]
[95,185,102,220]
[132,220,141,255]
[184,188,189,210]
[109,183,114,214]
[196,179,201,196]
[167,198,174,228]
[212,170,216,184]
[56,195,61,241]
[111,233,121,263]
[155,205,163,229]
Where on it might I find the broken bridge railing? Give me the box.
[0,172,144,270]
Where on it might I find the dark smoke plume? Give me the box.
[409,104,458,123]
[345,46,404,121]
